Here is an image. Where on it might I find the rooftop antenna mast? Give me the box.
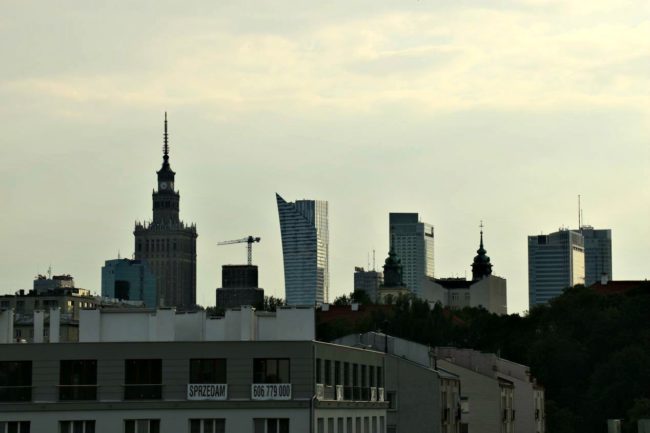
[373,249,376,271]
[47,265,52,279]
[578,194,582,229]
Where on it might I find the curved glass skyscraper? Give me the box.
[276,194,329,305]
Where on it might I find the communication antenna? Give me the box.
[578,195,582,229]
[373,249,376,271]
[367,252,370,270]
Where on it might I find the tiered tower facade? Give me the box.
[134,114,197,310]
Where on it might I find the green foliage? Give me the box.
[317,284,650,433]
[262,296,285,312]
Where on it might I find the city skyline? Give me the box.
[2,2,650,314]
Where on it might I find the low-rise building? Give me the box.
[0,307,388,433]
[0,275,98,342]
[435,347,545,433]
[335,332,462,433]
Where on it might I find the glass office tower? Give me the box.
[276,194,329,305]
[528,229,585,307]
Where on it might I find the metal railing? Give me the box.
[0,386,32,402]
[58,385,98,401]
[123,384,163,400]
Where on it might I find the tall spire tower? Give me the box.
[471,221,493,281]
[134,113,198,310]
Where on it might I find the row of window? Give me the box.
[0,358,289,402]
[1,418,276,433]
[315,359,383,388]
[316,416,385,433]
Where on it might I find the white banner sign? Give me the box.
[251,383,292,400]
[187,384,228,400]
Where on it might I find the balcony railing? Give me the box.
[336,385,344,401]
[0,386,31,402]
[316,384,325,400]
[58,385,97,401]
[124,384,162,400]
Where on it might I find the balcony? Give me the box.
[124,384,162,400]
[0,386,31,402]
[58,385,97,401]
[317,385,385,403]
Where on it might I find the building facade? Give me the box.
[528,229,585,307]
[0,307,387,433]
[276,194,329,305]
[334,332,462,433]
[388,213,434,297]
[101,259,157,308]
[134,114,198,310]
[578,226,612,287]
[435,347,545,433]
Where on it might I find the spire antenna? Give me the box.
[163,112,169,159]
[479,220,484,248]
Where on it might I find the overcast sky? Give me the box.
[1,1,649,313]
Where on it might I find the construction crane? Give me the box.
[217,236,261,265]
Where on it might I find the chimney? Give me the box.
[49,308,60,343]
[33,310,44,343]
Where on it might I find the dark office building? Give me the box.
[216,265,264,309]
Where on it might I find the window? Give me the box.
[124,420,160,433]
[190,359,226,383]
[0,361,31,402]
[253,418,289,433]
[346,418,353,433]
[59,420,95,433]
[316,359,322,384]
[189,419,225,433]
[377,366,383,388]
[317,418,324,433]
[364,417,370,433]
[369,366,375,387]
[337,418,343,433]
[253,359,290,384]
[334,361,341,386]
[60,360,97,400]
[124,359,162,400]
[327,418,334,433]
[0,422,30,433]
[324,360,331,386]
[387,391,398,410]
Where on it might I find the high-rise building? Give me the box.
[388,213,434,297]
[528,229,585,307]
[578,226,612,287]
[134,114,198,310]
[101,258,157,308]
[353,267,383,303]
[276,194,329,305]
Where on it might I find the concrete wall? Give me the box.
[437,359,501,433]
[77,306,315,342]
[470,276,507,315]
[384,354,442,433]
